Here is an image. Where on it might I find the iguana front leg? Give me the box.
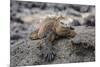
[39,40,56,62]
[37,30,57,62]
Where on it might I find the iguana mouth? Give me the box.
[61,26,74,30]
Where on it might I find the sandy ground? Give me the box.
[10,0,95,67]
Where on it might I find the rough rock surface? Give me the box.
[10,0,95,67]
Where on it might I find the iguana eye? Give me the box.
[61,22,64,24]
[70,26,74,30]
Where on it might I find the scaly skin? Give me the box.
[30,16,77,62]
